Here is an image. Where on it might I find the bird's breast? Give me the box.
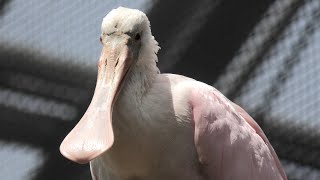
[93,125,204,180]
[91,79,204,180]
[100,113,197,176]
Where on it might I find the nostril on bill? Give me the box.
[115,58,119,67]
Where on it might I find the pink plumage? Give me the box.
[191,83,286,179]
[60,7,287,180]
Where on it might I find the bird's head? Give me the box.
[60,7,159,164]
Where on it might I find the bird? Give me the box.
[60,7,287,180]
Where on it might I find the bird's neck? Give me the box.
[122,61,159,98]
[113,54,159,135]
[119,37,160,104]
[113,37,160,131]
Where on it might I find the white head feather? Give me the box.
[102,7,160,70]
[101,7,160,94]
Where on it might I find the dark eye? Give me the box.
[100,36,102,43]
[135,33,141,40]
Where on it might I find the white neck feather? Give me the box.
[114,35,160,132]
[121,35,160,102]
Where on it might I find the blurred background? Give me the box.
[0,0,319,179]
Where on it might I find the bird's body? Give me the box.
[60,7,287,180]
[91,74,202,180]
[90,74,284,180]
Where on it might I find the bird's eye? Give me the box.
[135,33,141,41]
[100,36,103,43]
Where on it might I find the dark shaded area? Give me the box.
[172,0,274,83]
[32,151,90,180]
[148,0,199,49]
[0,105,71,148]
[0,0,319,180]
[150,0,274,84]
[254,113,320,169]
[0,0,10,15]
[0,46,96,88]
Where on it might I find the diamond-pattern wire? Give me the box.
[214,0,320,179]
[258,2,319,115]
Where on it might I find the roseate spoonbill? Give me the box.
[60,7,287,180]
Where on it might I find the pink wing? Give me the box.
[231,102,287,180]
[191,86,287,180]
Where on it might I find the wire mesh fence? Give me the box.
[215,0,320,179]
[0,0,319,179]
